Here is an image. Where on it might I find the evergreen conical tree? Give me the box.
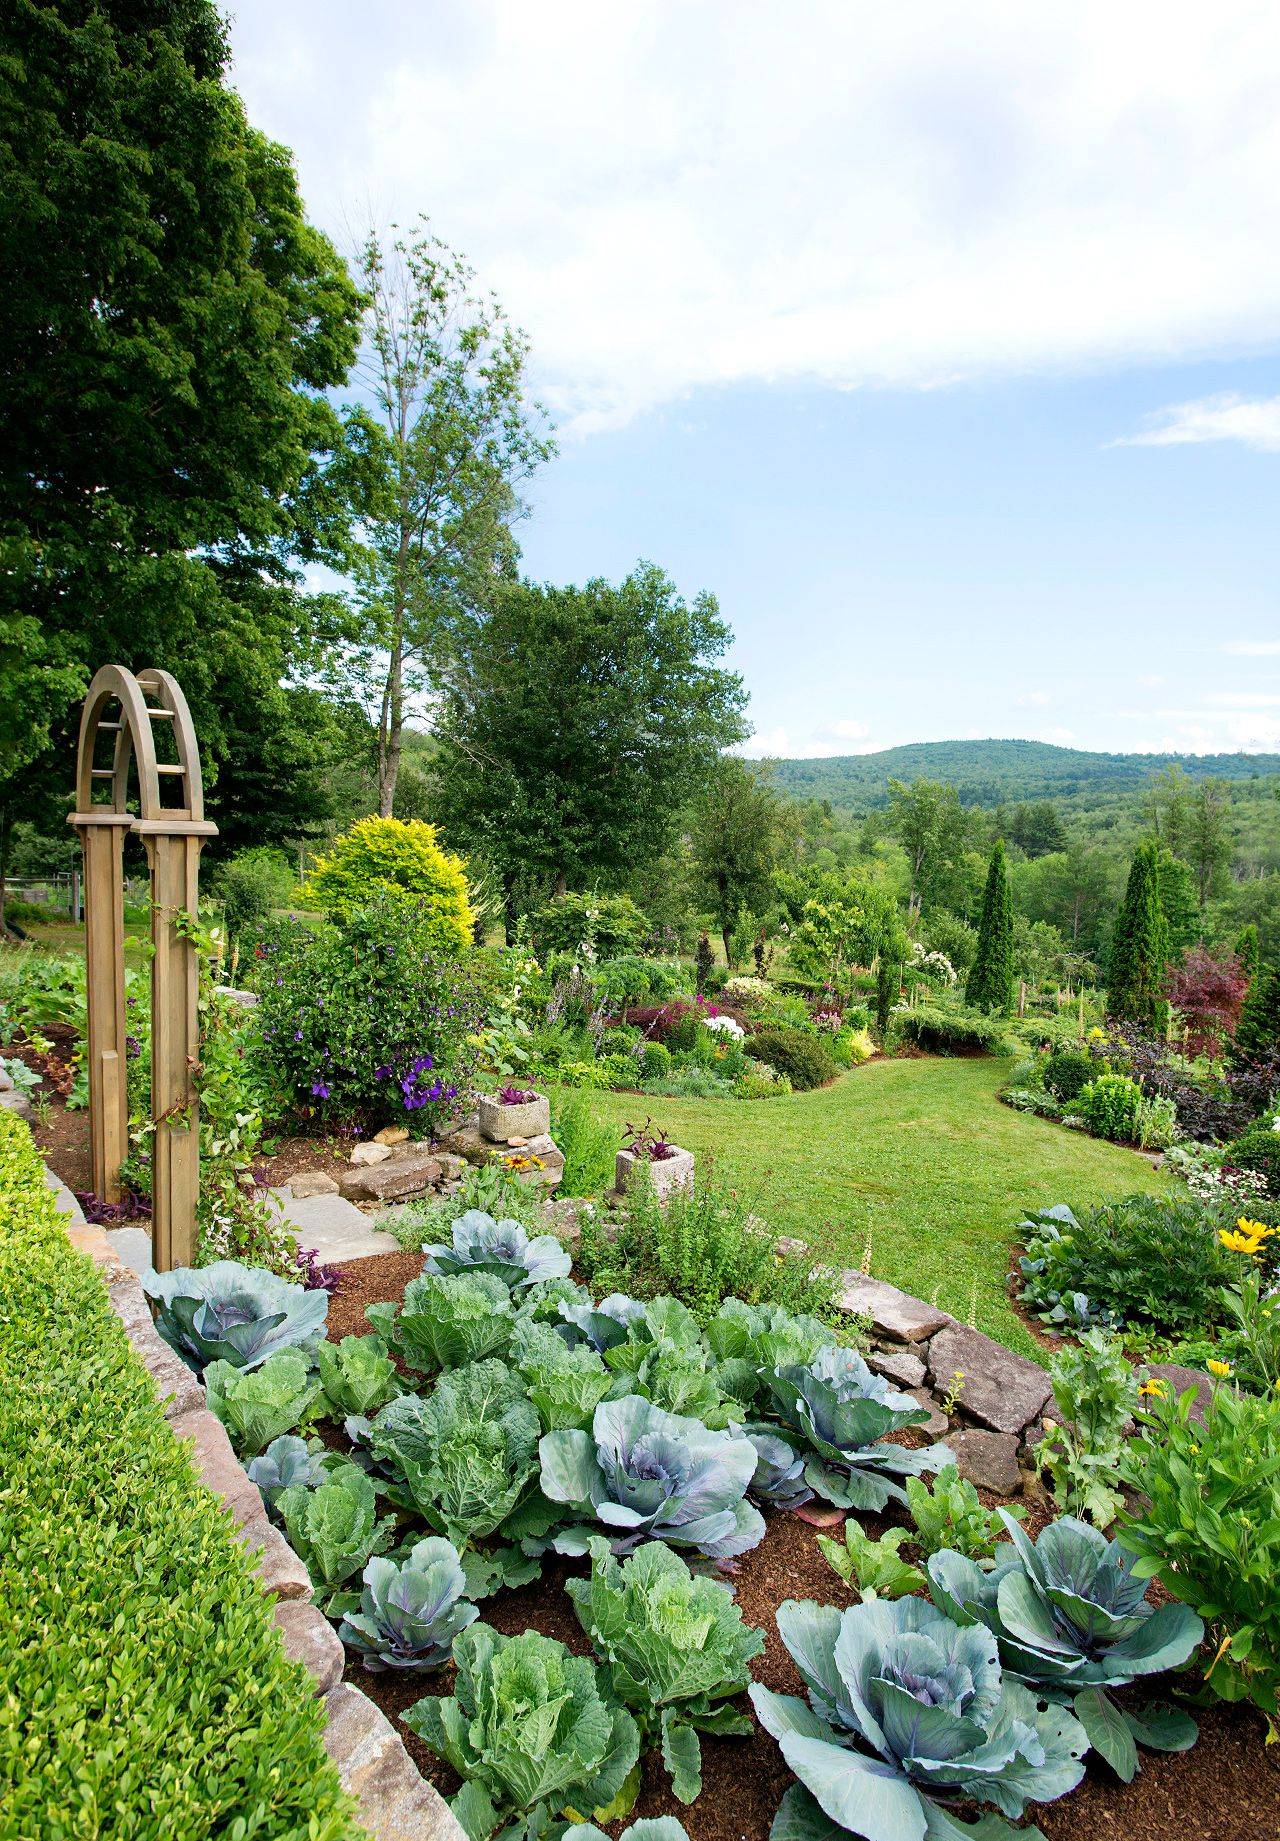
[1107,840,1170,1027]
[966,840,1015,1014]
[1235,923,1260,985]
[1234,959,1280,1063]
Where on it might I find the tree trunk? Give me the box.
[721,924,733,967]
[553,869,567,898]
[377,613,405,817]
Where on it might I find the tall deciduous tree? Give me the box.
[431,565,748,910]
[1186,779,1233,908]
[966,840,1015,1013]
[689,759,792,963]
[341,225,556,815]
[885,779,975,916]
[1107,840,1169,1028]
[0,0,364,851]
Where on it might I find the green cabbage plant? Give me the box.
[315,1333,402,1417]
[204,1349,322,1457]
[510,1318,617,1431]
[366,1270,515,1375]
[339,1537,479,1671]
[145,1259,329,1374]
[751,1596,1088,1841]
[538,1394,765,1561]
[567,1537,763,1803]
[603,1297,752,1428]
[768,1345,953,1510]
[278,1461,396,1611]
[929,1510,1203,1782]
[423,1210,572,1290]
[706,1299,837,1411]
[370,1359,541,1547]
[404,1623,639,1841]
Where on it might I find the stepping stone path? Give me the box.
[273,1188,400,1262]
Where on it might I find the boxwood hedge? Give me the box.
[0,1109,362,1840]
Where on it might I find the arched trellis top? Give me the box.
[73,664,214,833]
[69,666,217,1270]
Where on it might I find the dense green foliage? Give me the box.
[0,1110,358,1837]
[302,815,474,948]
[743,1024,838,1090]
[1017,1196,1240,1336]
[1107,842,1170,1026]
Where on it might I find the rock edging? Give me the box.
[47,1166,463,1841]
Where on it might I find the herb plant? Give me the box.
[905,1465,1019,1560]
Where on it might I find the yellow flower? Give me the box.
[1138,1378,1167,1399]
[1219,1224,1267,1255]
[1207,1358,1232,1378]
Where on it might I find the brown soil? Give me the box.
[330,1256,1279,1841]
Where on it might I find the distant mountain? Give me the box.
[767,739,1280,813]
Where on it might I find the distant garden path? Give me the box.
[581,1056,1171,1358]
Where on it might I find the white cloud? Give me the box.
[1117,706,1280,752]
[1017,691,1051,707]
[1205,692,1280,708]
[229,2,1280,433]
[1224,639,1280,656]
[1112,394,1280,452]
[1137,672,1166,688]
[742,716,873,758]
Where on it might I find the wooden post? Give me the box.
[142,826,205,1271]
[73,814,132,1202]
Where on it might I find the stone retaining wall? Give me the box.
[43,1165,463,1841]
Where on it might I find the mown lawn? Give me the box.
[580,1056,1172,1360]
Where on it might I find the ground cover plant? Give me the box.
[0,1111,359,1839]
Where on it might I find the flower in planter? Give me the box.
[621,1117,679,1162]
[497,1084,540,1106]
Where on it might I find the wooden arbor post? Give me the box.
[70,667,217,1270]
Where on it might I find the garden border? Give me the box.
[44,1162,465,1841]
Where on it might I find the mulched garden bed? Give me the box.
[328,1251,1279,1841]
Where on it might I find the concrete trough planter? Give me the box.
[479,1091,551,1143]
[615,1144,695,1203]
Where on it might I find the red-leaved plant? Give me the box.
[1163,947,1249,1058]
[497,1084,539,1106]
[621,1117,679,1161]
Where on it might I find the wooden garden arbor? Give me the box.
[69,666,217,1270]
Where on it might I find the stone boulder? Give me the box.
[339,1150,443,1203]
[945,1426,1022,1497]
[836,1271,952,1343]
[1143,1362,1218,1424]
[926,1325,1052,1435]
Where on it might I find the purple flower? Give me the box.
[125,1034,142,1059]
[311,1081,331,1099]
[373,1064,392,1080]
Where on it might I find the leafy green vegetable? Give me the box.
[204,1349,321,1458]
[931,1509,1204,1783]
[1037,1329,1138,1530]
[144,1259,329,1375]
[816,1522,924,1601]
[768,1345,953,1511]
[278,1462,396,1610]
[564,1823,689,1841]
[315,1333,402,1418]
[246,1434,327,1511]
[905,1465,1020,1560]
[367,1270,515,1375]
[539,1394,765,1561]
[706,1299,836,1411]
[370,1360,541,1547]
[751,1596,1088,1841]
[510,1318,617,1431]
[423,1210,572,1290]
[567,1538,763,1803]
[339,1537,479,1671]
[603,1297,749,1428]
[404,1623,639,1841]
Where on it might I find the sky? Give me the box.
[227,1,1280,759]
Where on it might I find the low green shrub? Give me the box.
[1017,1194,1239,1335]
[302,814,473,949]
[530,890,647,958]
[747,1024,837,1091]
[640,1040,672,1079]
[1043,1046,1095,1103]
[1077,1072,1144,1143]
[735,1066,793,1099]
[209,845,296,937]
[0,1109,358,1839]
[894,1006,1011,1055]
[1226,1119,1280,1198]
[1120,1380,1280,1732]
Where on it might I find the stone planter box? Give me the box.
[615,1144,695,1203]
[479,1092,550,1143]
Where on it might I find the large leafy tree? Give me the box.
[1107,839,1169,1027]
[966,839,1015,1013]
[339,224,556,816]
[0,0,364,861]
[688,758,793,962]
[431,565,748,908]
[885,778,976,915]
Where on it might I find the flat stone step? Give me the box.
[271,1189,400,1263]
[103,1225,155,1280]
[927,1324,1052,1435]
[837,1270,953,1342]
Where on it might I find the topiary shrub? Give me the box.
[1226,1120,1280,1198]
[640,1040,672,1080]
[302,816,473,951]
[747,1024,838,1091]
[1078,1072,1143,1143]
[1042,1046,1096,1103]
